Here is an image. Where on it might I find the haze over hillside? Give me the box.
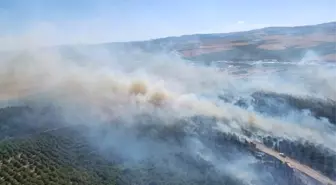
[93,22,336,63]
[1,1,336,185]
[1,22,335,63]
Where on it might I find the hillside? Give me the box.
[124,22,336,62]
[2,22,335,63]
[0,22,336,185]
[0,106,330,185]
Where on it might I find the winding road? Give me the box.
[252,141,336,185]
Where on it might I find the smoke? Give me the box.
[0,41,335,184]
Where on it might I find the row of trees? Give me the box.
[0,129,121,185]
[0,123,311,185]
[262,136,336,180]
[0,106,325,185]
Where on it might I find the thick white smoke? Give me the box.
[0,45,335,148]
[0,42,335,184]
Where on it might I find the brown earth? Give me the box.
[179,32,336,58]
[322,53,336,62]
[258,33,336,50]
[180,41,249,57]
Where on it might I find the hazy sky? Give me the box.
[1,0,335,46]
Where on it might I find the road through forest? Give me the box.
[253,141,336,185]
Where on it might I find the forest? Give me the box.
[0,105,329,185]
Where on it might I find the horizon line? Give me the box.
[99,20,336,44]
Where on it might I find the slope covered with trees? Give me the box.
[0,106,319,185]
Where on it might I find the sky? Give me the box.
[0,0,335,47]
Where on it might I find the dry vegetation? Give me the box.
[180,42,249,57]
[179,31,336,57]
[322,53,336,62]
[258,33,336,50]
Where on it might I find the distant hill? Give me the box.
[2,22,335,63]
[114,22,336,62]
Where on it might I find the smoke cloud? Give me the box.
[0,39,335,184]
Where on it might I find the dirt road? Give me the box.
[254,142,336,185]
